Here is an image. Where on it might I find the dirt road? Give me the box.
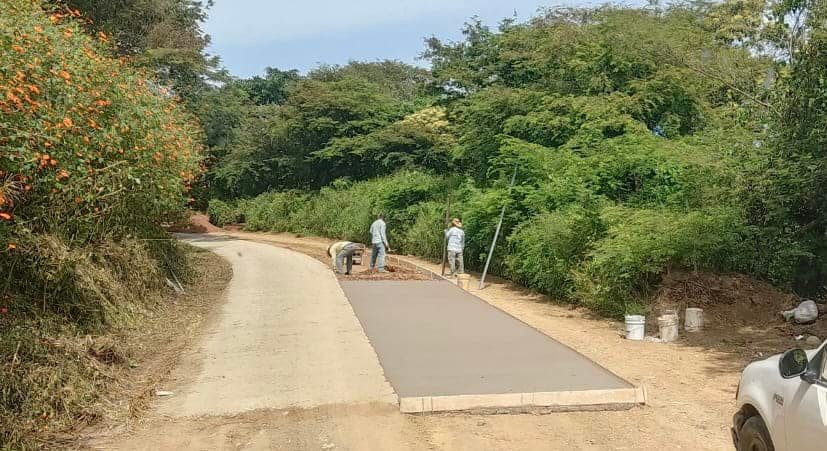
[92,232,741,450]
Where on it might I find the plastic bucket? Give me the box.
[658,314,679,342]
[624,315,646,341]
[685,308,704,332]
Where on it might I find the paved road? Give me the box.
[162,235,395,417]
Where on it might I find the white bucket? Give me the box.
[658,314,679,342]
[624,315,645,341]
[685,308,704,332]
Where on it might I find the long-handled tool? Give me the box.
[440,194,452,276]
[479,164,518,290]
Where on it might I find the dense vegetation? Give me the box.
[205,1,827,316]
[1,1,205,447]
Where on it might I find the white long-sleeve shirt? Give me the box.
[369,219,388,245]
[445,226,465,252]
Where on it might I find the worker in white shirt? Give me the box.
[444,218,465,276]
[369,213,390,272]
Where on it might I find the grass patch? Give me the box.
[0,243,231,450]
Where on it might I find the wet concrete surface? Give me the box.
[339,280,632,398]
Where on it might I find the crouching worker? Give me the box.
[328,241,364,275]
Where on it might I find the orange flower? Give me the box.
[27,85,40,94]
[57,169,69,180]
[58,70,71,81]
[7,243,16,251]
[98,32,108,43]
[34,26,43,33]
[63,28,73,38]
[63,117,73,128]
[11,45,24,53]
[0,212,12,221]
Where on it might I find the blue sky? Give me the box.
[204,1,643,78]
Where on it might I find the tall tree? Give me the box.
[60,0,221,102]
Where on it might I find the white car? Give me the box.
[732,340,827,451]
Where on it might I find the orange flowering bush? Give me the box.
[1,3,202,446]
[0,0,201,250]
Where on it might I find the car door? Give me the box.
[785,346,827,451]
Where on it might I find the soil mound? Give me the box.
[339,265,432,281]
[652,270,827,355]
[166,213,222,234]
[653,271,800,328]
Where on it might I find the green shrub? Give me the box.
[232,170,449,245]
[397,201,446,260]
[506,206,603,300]
[242,191,307,232]
[456,185,522,273]
[207,199,241,227]
[575,207,746,316]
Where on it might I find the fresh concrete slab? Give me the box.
[339,280,641,413]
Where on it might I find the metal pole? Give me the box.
[441,194,452,276]
[478,165,518,290]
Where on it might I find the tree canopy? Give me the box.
[199,1,827,313]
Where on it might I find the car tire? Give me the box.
[738,416,775,451]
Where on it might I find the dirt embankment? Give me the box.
[654,271,826,357]
[166,213,223,234]
[68,247,232,448]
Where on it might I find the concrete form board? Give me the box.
[339,280,633,400]
[399,386,646,413]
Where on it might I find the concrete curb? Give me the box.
[399,385,647,414]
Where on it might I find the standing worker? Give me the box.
[444,218,465,276]
[369,213,390,273]
[328,240,363,275]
